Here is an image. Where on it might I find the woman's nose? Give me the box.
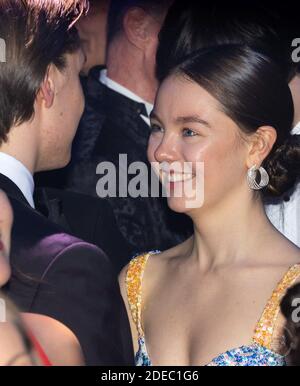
[154,134,179,163]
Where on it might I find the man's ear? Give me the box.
[123,7,152,50]
[37,65,55,108]
[246,126,277,168]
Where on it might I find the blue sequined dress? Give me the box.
[125,251,300,366]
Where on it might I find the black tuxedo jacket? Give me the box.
[34,187,135,273]
[0,174,134,365]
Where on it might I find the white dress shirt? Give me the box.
[0,152,35,208]
[265,122,300,247]
[99,69,153,126]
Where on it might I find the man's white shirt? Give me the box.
[99,69,153,126]
[0,152,35,208]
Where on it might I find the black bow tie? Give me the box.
[137,103,149,118]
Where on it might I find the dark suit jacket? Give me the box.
[0,174,134,366]
[34,187,135,273]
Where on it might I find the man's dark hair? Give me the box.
[0,0,88,144]
[156,0,300,82]
[107,0,171,46]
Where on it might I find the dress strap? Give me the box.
[125,252,152,338]
[253,264,300,349]
[28,331,52,366]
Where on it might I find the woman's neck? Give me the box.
[187,192,275,273]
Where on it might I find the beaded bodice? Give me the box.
[126,251,300,366]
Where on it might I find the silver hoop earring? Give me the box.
[247,165,269,190]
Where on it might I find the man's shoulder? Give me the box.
[4,200,113,325]
[10,196,107,269]
[11,196,78,241]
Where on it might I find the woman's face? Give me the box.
[38,49,85,172]
[0,190,13,287]
[147,74,249,214]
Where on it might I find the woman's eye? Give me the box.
[183,128,198,137]
[150,124,164,133]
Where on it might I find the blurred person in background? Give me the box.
[0,190,43,366]
[0,296,38,366]
[77,0,111,76]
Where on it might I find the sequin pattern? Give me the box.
[126,252,300,366]
[126,252,155,337]
[207,344,286,366]
[253,264,300,349]
[135,337,152,366]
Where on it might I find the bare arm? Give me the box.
[118,265,138,355]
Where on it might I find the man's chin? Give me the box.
[60,154,72,168]
[37,154,71,172]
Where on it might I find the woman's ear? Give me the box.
[37,65,55,109]
[246,126,277,168]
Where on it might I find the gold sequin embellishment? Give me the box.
[126,253,152,337]
[253,264,300,349]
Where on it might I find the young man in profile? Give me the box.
[0,0,133,366]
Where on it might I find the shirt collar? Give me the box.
[292,121,300,135]
[0,152,35,208]
[99,69,153,118]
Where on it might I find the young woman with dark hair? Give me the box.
[119,45,300,366]
[156,0,300,248]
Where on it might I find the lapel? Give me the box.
[34,187,71,233]
[0,173,70,232]
[77,67,151,160]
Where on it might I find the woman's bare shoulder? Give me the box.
[142,237,194,291]
[151,236,194,264]
[273,239,300,268]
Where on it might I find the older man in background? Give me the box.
[77,0,110,75]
